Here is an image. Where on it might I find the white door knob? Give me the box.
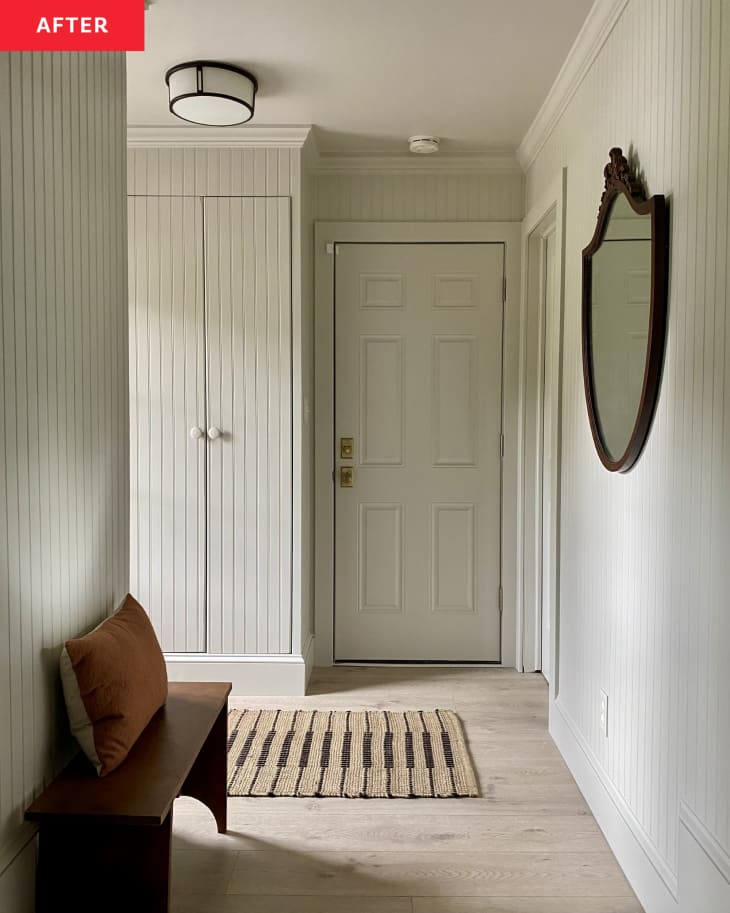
[207,426,222,440]
[189,426,204,440]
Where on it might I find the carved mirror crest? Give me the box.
[582,147,669,472]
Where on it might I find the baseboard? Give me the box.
[0,837,35,913]
[550,698,679,913]
[678,802,730,913]
[165,649,311,696]
[302,634,316,690]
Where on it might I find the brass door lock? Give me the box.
[340,437,354,459]
[340,466,354,488]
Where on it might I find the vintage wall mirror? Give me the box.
[582,147,669,472]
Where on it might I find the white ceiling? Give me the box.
[128,0,594,157]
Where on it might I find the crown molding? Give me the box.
[516,0,631,171]
[127,125,312,148]
[310,154,522,176]
[126,128,520,174]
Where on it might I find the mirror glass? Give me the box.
[589,193,652,461]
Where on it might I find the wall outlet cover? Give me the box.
[600,689,609,738]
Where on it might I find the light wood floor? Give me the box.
[171,667,642,913]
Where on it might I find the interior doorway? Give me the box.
[539,229,558,681]
[314,221,522,670]
[333,242,505,661]
[521,183,564,686]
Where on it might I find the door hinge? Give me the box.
[326,242,335,255]
[502,275,507,304]
[499,432,504,458]
[498,585,503,613]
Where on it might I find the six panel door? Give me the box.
[334,243,504,661]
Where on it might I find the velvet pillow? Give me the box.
[59,594,168,777]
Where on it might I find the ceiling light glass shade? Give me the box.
[165,61,258,126]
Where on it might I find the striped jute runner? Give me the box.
[227,708,478,798]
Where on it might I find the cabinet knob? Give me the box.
[189,426,204,440]
[207,426,222,440]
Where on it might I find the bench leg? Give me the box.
[181,702,228,833]
[36,813,172,913]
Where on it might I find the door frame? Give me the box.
[518,171,566,699]
[314,221,521,668]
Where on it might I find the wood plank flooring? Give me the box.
[171,667,642,913]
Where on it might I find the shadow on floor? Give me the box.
[171,828,412,913]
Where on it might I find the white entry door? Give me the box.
[334,243,504,661]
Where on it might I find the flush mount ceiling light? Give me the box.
[408,135,440,154]
[165,61,258,126]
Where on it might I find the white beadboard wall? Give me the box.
[127,146,300,198]
[0,52,129,909]
[314,171,524,222]
[525,0,730,906]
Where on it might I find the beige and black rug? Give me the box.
[227,708,478,798]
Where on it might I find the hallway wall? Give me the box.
[0,52,129,910]
[523,1,730,910]
[314,169,524,222]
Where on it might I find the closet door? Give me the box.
[204,197,292,654]
[128,196,206,652]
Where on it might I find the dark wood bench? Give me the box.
[26,681,231,913]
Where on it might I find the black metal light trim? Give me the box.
[164,61,258,126]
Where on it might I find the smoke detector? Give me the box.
[408,135,440,155]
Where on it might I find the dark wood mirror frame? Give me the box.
[582,147,670,472]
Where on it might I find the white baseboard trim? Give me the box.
[679,802,730,887]
[0,837,35,913]
[550,698,679,913]
[0,826,36,880]
[165,648,312,696]
[302,634,316,690]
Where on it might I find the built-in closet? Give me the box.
[126,137,315,695]
[128,188,293,658]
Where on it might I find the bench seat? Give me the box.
[26,681,231,912]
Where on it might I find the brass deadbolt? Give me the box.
[340,437,354,460]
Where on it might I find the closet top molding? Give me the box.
[126,126,522,174]
[127,125,313,148]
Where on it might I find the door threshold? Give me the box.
[334,660,503,667]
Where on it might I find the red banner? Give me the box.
[1,1,145,51]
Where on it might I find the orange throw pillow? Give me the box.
[59,594,168,777]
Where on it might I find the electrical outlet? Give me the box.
[599,690,609,738]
